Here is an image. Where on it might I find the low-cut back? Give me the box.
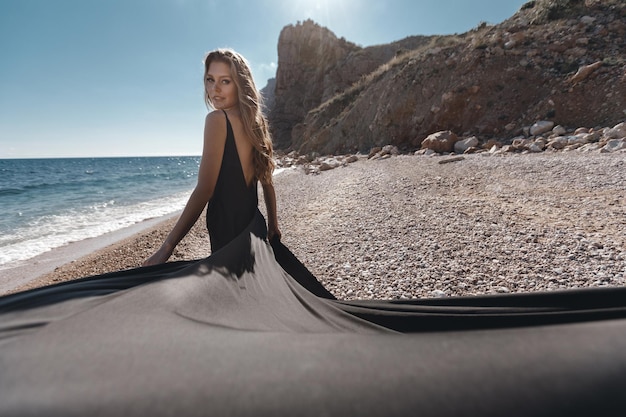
[206,111,258,252]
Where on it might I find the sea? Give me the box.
[0,156,201,268]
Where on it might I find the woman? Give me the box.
[143,48,280,266]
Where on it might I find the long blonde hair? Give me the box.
[203,48,275,185]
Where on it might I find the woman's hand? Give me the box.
[262,182,281,242]
[267,224,282,242]
[142,244,174,267]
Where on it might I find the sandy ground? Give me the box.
[4,152,625,299]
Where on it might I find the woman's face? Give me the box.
[205,61,238,110]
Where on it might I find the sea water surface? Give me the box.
[0,157,200,267]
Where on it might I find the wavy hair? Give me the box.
[203,48,275,185]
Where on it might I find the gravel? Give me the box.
[10,151,626,300]
[272,152,626,300]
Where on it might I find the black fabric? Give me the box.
[206,110,258,252]
[1,113,626,415]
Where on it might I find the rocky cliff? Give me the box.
[269,19,438,149]
[260,77,276,113]
[267,0,626,155]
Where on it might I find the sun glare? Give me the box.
[284,0,356,29]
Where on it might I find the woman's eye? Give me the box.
[221,80,230,84]
[206,78,214,83]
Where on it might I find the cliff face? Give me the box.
[260,77,276,114]
[267,0,626,154]
[269,19,436,149]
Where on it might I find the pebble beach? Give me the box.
[7,152,626,299]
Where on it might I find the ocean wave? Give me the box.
[0,191,191,266]
[0,188,24,196]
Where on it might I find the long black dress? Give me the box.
[1,112,626,416]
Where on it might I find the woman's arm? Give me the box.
[262,181,281,241]
[143,111,226,266]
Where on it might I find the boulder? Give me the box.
[454,136,479,154]
[605,122,626,139]
[421,131,458,153]
[552,125,567,136]
[601,139,626,153]
[530,121,555,136]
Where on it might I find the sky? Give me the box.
[0,0,527,158]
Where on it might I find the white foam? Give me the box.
[0,190,191,266]
[0,166,289,267]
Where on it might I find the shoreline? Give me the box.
[0,170,294,296]
[3,205,210,295]
[0,212,181,295]
[2,152,625,299]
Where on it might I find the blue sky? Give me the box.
[0,0,527,158]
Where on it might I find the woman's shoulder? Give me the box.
[205,109,227,126]
[203,110,228,146]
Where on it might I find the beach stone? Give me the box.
[581,132,600,143]
[605,122,626,139]
[381,145,400,156]
[530,121,554,136]
[421,131,458,153]
[547,137,568,150]
[600,139,626,153]
[454,136,479,154]
[512,138,532,151]
[552,125,567,136]
[431,290,447,298]
[368,147,382,158]
[577,143,602,152]
[567,135,589,146]
[318,157,342,171]
[369,145,398,160]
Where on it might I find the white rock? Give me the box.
[431,289,447,298]
[454,136,479,154]
[605,122,626,139]
[567,135,589,146]
[381,144,400,156]
[552,125,566,136]
[530,121,555,136]
[600,139,626,153]
[547,137,568,149]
